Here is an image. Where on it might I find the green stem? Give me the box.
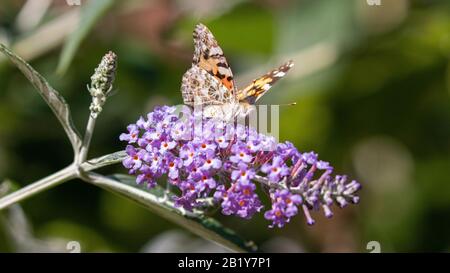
[0,151,125,211]
[0,164,76,210]
[77,114,97,164]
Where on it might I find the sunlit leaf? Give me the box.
[82,150,126,171]
[85,173,257,253]
[0,43,82,152]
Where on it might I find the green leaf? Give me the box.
[85,173,257,253]
[56,0,115,75]
[82,150,127,171]
[0,43,82,152]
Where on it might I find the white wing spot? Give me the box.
[263,83,271,91]
[274,71,285,77]
[218,66,230,75]
[209,46,223,56]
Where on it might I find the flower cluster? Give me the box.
[120,106,361,227]
[88,51,117,118]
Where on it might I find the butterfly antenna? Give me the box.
[279,102,297,106]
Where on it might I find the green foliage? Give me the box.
[102,174,257,252]
[0,43,82,152]
[57,0,116,75]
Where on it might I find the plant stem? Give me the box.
[0,151,126,210]
[0,164,76,210]
[78,115,96,164]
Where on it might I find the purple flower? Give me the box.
[230,145,253,164]
[245,139,262,153]
[264,189,302,228]
[179,143,196,166]
[261,156,290,182]
[197,173,216,191]
[167,156,182,179]
[159,140,176,154]
[119,124,139,143]
[120,106,361,228]
[195,140,216,153]
[231,163,255,184]
[123,145,143,171]
[317,160,332,171]
[215,135,230,149]
[200,152,222,170]
[214,182,263,219]
[277,141,298,159]
[136,165,157,188]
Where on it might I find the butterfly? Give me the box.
[181,23,294,121]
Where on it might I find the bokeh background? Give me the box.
[0,0,449,252]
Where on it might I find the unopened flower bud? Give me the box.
[88,51,117,118]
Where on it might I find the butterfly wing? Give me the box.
[182,23,237,108]
[181,66,238,120]
[237,60,294,104]
[181,65,231,106]
[192,23,236,98]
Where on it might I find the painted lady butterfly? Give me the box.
[181,23,294,121]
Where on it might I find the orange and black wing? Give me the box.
[237,60,294,104]
[192,23,236,96]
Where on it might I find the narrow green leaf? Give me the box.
[0,43,82,152]
[86,173,258,253]
[57,0,115,75]
[82,150,126,171]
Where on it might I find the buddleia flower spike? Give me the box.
[120,106,361,228]
[88,51,117,118]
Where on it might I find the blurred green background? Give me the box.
[0,0,449,252]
